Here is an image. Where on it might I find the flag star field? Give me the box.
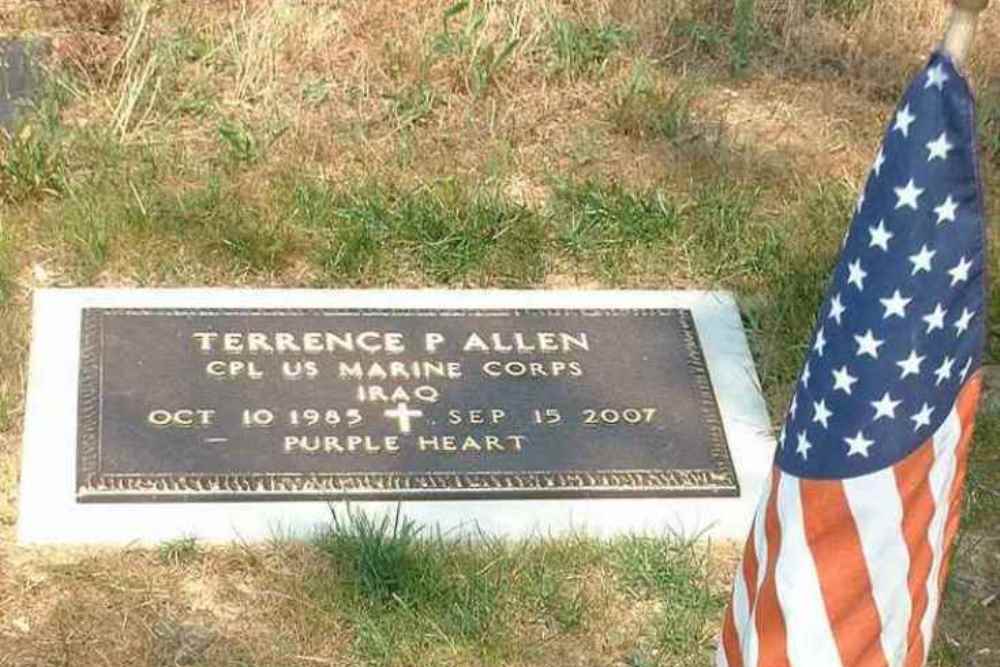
[776,52,986,480]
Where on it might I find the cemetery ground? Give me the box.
[0,1,998,665]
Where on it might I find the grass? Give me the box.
[812,0,873,22]
[0,0,998,665]
[610,60,703,142]
[0,110,65,203]
[730,0,757,74]
[288,181,547,286]
[546,16,633,77]
[158,536,201,565]
[979,79,1000,171]
[430,1,522,96]
[308,506,723,665]
[553,180,680,280]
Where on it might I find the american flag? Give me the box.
[718,50,987,667]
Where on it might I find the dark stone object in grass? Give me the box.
[73,307,738,503]
[0,38,47,133]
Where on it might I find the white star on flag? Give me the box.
[909,402,934,431]
[948,256,973,286]
[934,195,958,224]
[953,308,975,335]
[869,220,893,251]
[909,244,935,275]
[796,431,812,460]
[871,392,902,420]
[829,293,845,325]
[845,430,875,457]
[813,399,833,429]
[960,357,973,381]
[847,259,868,291]
[813,328,827,356]
[934,356,955,385]
[923,303,947,333]
[896,349,926,379]
[926,132,953,161]
[894,104,917,136]
[873,147,886,176]
[880,290,911,319]
[895,178,924,210]
[832,365,859,395]
[855,329,885,359]
[925,62,950,90]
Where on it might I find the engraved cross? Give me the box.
[383,402,424,434]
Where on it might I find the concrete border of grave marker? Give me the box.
[18,289,775,545]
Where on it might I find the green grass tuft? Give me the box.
[218,219,290,275]
[158,536,201,565]
[312,506,515,662]
[553,180,679,280]
[431,1,521,96]
[0,118,66,203]
[670,2,770,75]
[217,120,261,164]
[293,181,546,287]
[59,191,118,280]
[609,535,724,658]
[610,63,702,142]
[317,505,423,602]
[683,179,782,283]
[546,17,633,77]
[388,82,438,130]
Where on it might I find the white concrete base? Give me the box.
[17,289,776,545]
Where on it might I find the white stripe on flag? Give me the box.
[773,471,843,667]
[843,467,912,667]
[921,405,962,662]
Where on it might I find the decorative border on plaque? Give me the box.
[76,309,102,491]
[76,307,739,502]
[677,311,740,496]
[78,468,737,502]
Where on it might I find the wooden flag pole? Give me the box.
[943,0,989,63]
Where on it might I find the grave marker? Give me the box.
[19,289,775,544]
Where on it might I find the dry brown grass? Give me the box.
[0,543,354,666]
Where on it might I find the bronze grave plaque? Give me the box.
[76,308,737,502]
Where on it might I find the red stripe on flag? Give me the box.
[721,601,743,667]
[754,472,790,667]
[800,478,890,667]
[936,373,983,596]
[894,437,937,667]
[742,515,761,617]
